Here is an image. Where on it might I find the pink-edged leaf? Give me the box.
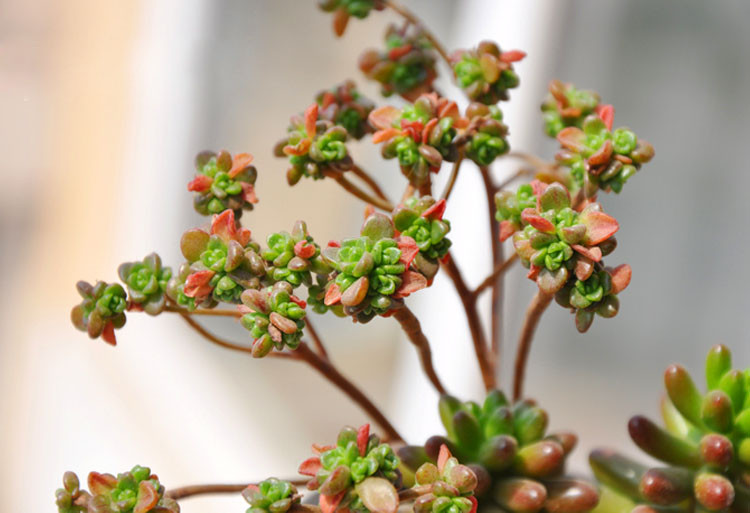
[237,304,252,315]
[211,209,237,241]
[228,152,254,178]
[438,101,459,121]
[609,264,632,294]
[530,179,548,201]
[393,270,428,299]
[88,472,117,495]
[320,491,346,513]
[421,199,446,221]
[571,244,602,262]
[372,127,401,144]
[298,457,323,477]
[290,295,307,309]
[294,240,316,259]
[240,182,258,204]
[421,118,438,144]
[312,444,336,455]
[134,481,159,513]
[327,240,341,248]
[187,174,213,192]
[588,139,613,166]
[388,44,412,61]
[574,257,595,281]
[357,424,370,457]
[580,208,619,245]
[396,236,420,268]
[304,103,319,138]
[500,49,526,63]
[324,283,342,306]
[369,106,401,131]
[363,205,376,220]
[596,104,615,132]
[437,444,451,473]
[100,321,117,346]
[321,92,336,110]
[556,126,587,153]
[332,8,349,37]
[237,227,252,247]
[521,208,555,233]
[468,496,478,513]
[527,264,541,281]
[499,220,518,242]
[184,270,215,299]
[283,138,312,157]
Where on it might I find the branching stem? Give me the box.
[326,171,394,211]
[391,306,447,395]
[305,317,329,360]
[440,154,463,201]
[165,304,240,317]
[383,0,452,67]
[512,291,553,401]
[351,164,391,204]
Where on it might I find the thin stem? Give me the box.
[295,343,403,442]
[496,167,533,191]
[165,304,241,317]
[473,254,517,297]
[506,151,557,174]
[391,306,447,395]
[351,165,391,204]
[326,172,394,211]
[383,0,452,67]
[440,154,463,201]
[439,254,496,391]
[512,292,553,401]
[166,479,309,500]
[479,166,503,374]
[305,317,329,360]
[401,183,416,203]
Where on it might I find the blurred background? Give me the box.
[2,0,750,511]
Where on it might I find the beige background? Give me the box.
[1,1,749,512]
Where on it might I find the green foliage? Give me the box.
[393,196,452,261]
[70,281,127,345]
[240,281,307,357]
[316,81,375,140]
[541,80,600,137]
[262,221,331,288]
[189,150,258,216]
[452,41,524,105]
[118,253,171,315]
[242,479,300,513]
[461,103,509,167]
[413,446,477,513]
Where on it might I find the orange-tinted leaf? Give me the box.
[527,265,541,281]
[438,101,459,121]
[283,138,312,156]
[305,104,319,138]
[321,92,336,110]
[229,152,254,178]
[499,220,517,242]
[211,209,237,241]
[521,208,555,233]
[609,264,632,294]
[332,8,349,37]
[313,444,336,455]
[299,457,323,477]
[588,139,613,166]
[421,198,446,221]
[388,44,412,61]
[580,208,619,245]
[557,127,587,153]
[571,244,602,262]
[320,491,346,513]
[421,118,438,144]
[596,104,615,132]
[357,424,370,457]
[393,271,428,299]
[294,240,316,259]
[369,106,400,131]
[437,444,451,472]
[101,321,117,346]
[396,236,419,268]
[290,295,307,309]
[134,481,159,513]
[88,472,117,495]
[324,283,342,306]
[372,128,401,144]
[500,49,526,63]
[240,182,258,204]
[187,174,213,192]
[468,496,478,513]
[184,270,215,299]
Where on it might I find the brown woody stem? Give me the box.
[178,313,293,358]
[440,254,496,391]
[512,291,553,401]
[479,166,503,374]
[165,304,241,317]
[327,172,394,211]
[392,306,447,395]
[295,343,403,442]
[473,254,517,297]
[166,479,308,500]
[440,154,463,201]
[384,0,452,67]
[305,317,329,360]
[351,164,391,203]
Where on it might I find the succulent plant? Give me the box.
[262,221,331,288]
[56,465,178,513]
[392,196,452,264]
[412,445,478,513]
[458,103,509,167]
[242,478,302,513]
[275,104,354,186]
[240,281,307,357]
[369,94,465,188]
[165,262,217,311]
[71,281,128,345]
[117,253,172,315]
[316,81,375,140]
[359,24,437,101]
[398,390,599,513]
[590,345,750,513]
[188,150,258,217]
[299,424,401,513]
[318,0,385,37]
[556,112,654,196]
[179,209,265,305]
[322,213,426,322]
[451,41,525,105]
[494,183,537,242]
[541,80,601,137]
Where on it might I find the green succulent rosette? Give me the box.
[458,103,509,167]
[71,281,127,345]
[451,41,525,105]
[554,266,630,333]
[56,465,178,513]
[359,24,436,101]
[166,262,217,311]
[398,391,599,513]
[392,196,452,264]
[262,221,331,288]
[240,281,306,358]
[307,274,345,317]
[318,0,385,37]
[322,213,425,323]
[494,183,536,242]
[178,209,265,305]
[556,113,654,196]
[242,478,301,513]
[316,80,375,140]
[188,150,258,217]
[590,345,750,512]
[412,446,478,513]
[117,253,172,315]
[299,424,401,513]
[369,94,464,188]
[541,80,600,137]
